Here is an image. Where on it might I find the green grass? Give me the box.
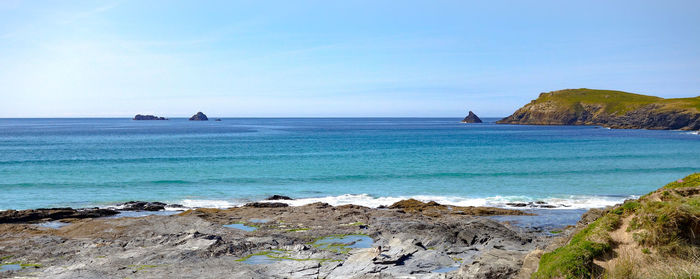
[532,88,700,115]
[630,194,700,257]
[533,173,700,278]
[664,173,700,189]
[20,263,42,268]
[533,207,626,279]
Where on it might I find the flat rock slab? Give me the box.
[0,202,549,278]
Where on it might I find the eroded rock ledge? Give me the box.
[0,201,545,278]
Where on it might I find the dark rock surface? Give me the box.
[265,195,293,201]
[0,208,118,223]
[461,111,483,123]
[117,201,167,211]
[0,201,551,278]
[133,114,167,120]
[244,202,289,208]
[189,112,209,121]
[389,199,532,216]
[505,201,564,209]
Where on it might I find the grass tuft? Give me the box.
[533,173,700,279]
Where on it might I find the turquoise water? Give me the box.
[1,118,698,210]
[313,235,374,250]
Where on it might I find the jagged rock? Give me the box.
[0,207,118,223]
[265,195,293,201]
[457,250,525,279]
[462,111,483,123]
[243,202,289,208]
[506,203,528,207]
[117,201,167,211]
[189,112,209,121]
[389,199,531,216]
[0,201,545,278]
[372,238,422,264]
[133,114,167,120]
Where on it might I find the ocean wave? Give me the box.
[178,199,242,209]
[172,194,635,210]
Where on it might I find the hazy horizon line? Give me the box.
[0,115,507,119]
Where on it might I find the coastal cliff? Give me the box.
[497,89,700,130]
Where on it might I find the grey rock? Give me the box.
[457,250,525,279]
[0,201,547,279]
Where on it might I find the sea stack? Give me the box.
[133,114,167,120]
[189,112,208,121]
[461,111,483,123]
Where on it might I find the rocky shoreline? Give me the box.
[0,199,561,278]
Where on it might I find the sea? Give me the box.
[1,118,698,227]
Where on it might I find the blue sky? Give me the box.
[1,0,699,117]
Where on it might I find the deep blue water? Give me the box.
[1,118,698,210]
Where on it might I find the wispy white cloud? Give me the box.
[58,1,121,24]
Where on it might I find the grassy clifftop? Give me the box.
[533,173,700,279]
[498,89,700,130]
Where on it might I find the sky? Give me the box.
[1,0,699,117]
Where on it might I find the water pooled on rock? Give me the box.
[0,264,22,272]
[223,223,257,231]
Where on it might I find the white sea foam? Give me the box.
[102,194,634,211]
[179,199,241,209]
[250,193,634,210]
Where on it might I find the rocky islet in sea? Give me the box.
[189,112,209,121]
[133,114,168,120]
[461,111,483,123]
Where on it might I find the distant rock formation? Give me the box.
[461,111,483,123]
[189,112,208,121]
[497,88,700,130]
[133,114,167,120]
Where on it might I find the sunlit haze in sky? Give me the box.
[1,0,699,117]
